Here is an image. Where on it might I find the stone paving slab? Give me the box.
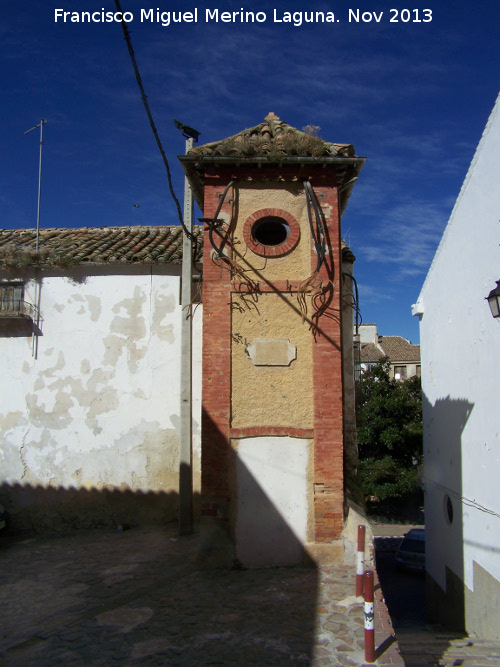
[0,526,401,666]
[1,525,497,666]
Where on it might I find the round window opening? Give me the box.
[444,494,454,525]
[252,217,291,247]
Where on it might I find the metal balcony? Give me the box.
[0,299,38,321]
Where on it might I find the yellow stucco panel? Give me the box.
[231,292,314,428]
[232,182,313,283]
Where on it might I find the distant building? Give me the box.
[356,323,420,380]
[413,93,500,638]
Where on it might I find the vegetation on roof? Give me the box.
[0,226,203,271]
[188,113,356,160]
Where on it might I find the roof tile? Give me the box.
[378,336,420,362]
[0,226,203,269]
[359,343,385,363]
[188,114,356,160]
[360,337,420,363]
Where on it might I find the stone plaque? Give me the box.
[246,339,296,366]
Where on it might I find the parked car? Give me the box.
[396,528,425,572]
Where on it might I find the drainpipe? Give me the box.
[179,136,194,535]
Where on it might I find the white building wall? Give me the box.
[358,323,378,345]
[0,265,202,530]
[414,93,500,636]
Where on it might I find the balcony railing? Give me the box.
[0,299,38,321]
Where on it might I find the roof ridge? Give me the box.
[188,115,356,160]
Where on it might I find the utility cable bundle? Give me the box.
[206,181,259,298]
[298,180,333,329]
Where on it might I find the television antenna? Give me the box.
[24,119,47,252]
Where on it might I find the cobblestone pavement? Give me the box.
[0,526,498,666]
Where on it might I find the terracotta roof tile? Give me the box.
[359,343,385,363]
[179,115,365,219]
[0,226,203,269]
[1,224,357,282]
[378,336,420,362]
[360,337,420,364]
[188,113,356,160]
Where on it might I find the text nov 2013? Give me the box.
[54,8,433,27]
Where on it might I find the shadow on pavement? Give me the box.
[1,524,318,665]
[375,536,467,667]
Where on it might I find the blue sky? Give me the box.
[1,1,498,342]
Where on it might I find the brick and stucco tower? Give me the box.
[180,114,365,567]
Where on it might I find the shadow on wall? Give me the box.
[199,408,322,570]
[0,318,40,338]
[422,393,474,634]
[197,408,320,661]
[1,413,320,663]
[0,483,200,534]
[231,440,316,568]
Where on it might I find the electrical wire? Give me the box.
[208,179,237,259]
[114,0,195,242]
[424,478,500,520]
[297,180,330,324]
[343,272,362,333]
[303,180,326,272]
[205,180,260,300]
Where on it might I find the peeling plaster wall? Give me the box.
[0,266,202,530]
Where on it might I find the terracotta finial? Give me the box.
[265,112,280,121]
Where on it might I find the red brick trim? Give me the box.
[230,426,314,439]
[310,181,345,542]
[201,176,233,502]
[242,208,300,258]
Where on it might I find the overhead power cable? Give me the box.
[114,0,195,241]
[424,478,500,520]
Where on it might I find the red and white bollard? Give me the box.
[364,570,375,663]
[356,525,366,597]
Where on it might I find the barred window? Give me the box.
[0,282,24,313]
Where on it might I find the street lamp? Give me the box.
[486,280,500,319]
[174,119,200,142]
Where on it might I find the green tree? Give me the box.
[356,359,423,501]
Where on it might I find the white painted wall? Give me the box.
[414,94,500,598]
[0,265,202,528]
[235,436,310,567]
[359,323,378,345]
